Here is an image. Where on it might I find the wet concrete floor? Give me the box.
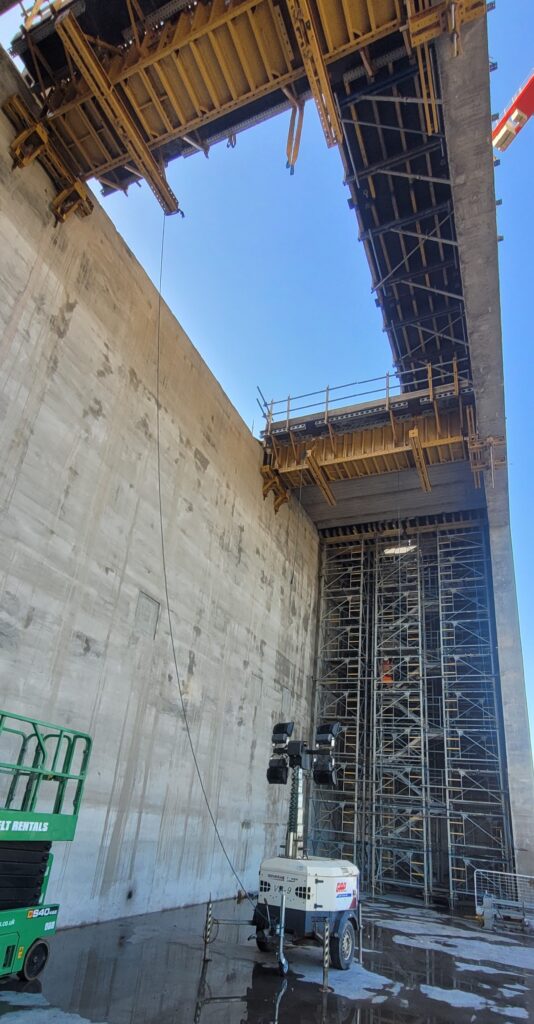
[0,896,532,1023]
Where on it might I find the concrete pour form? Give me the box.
[0,48,319,926]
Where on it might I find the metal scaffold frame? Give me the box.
[371,535,432,900]
[311,514,513,908]
[311,540,373,881]
[437,528,513,905]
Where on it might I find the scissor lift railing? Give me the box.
[475,869,534,929]
[0,709,92,977]
[0,710,92,841]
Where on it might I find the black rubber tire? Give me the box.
[18,940,49,981]
[256,932,271,953]
[330,920,355,971]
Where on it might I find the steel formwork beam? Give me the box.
[360,202,452,240]
[407,0,487,50]
[55,12,180,214]
[409,427,432,493]
[5,0,487,215]
[306,448,336,506]
[268,406,468,495]
[356,139,444,180]
[285,0,342,147]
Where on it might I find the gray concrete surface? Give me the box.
[0,897,532,1022]
[299,460,484,529]
[438,20,534,874]
[0,49,320,926]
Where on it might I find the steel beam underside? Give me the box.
[335,48,469,383]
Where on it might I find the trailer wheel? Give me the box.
[330,920,355,970]
[255,931,271,953]
[18,940,50,981]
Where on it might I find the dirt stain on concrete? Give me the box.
[136,414,153,441]
[194,448,209,473]
[83,398,104,420]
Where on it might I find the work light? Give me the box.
[267,756,289,785]
[312,755,338,788]
[315,721,343,749]
[271,722,294,749]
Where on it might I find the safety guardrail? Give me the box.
[0,710,92,841]
[258,358,471,433]
[474,869,534,928]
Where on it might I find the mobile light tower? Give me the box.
[253,721,360,975]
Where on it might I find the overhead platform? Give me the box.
[259,366,504,516]
[2,2,499,479]
[2,1,487,283]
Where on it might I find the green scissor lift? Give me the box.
[0,710,91,982]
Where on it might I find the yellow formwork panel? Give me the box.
[44,0,407,187]
[6,0,486,209]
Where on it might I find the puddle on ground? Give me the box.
[0,898,532,1023]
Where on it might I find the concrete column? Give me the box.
[437,21,534,873]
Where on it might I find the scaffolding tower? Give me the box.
[312,514,513,907]
[312,540,372,881]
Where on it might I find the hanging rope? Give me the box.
[154,212,256,909]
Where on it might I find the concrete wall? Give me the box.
[438,21,534,873]
[0,51,320,926]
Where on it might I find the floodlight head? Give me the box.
[267,757,289,785]
[313,755,338,788]
[272,722,294,749]
[315,721,343,749]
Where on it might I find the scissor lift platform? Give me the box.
[0,710,91,981]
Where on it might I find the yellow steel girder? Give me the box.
[262,392,506,511]
[43,0,403,188]
[54,12,179,214]
[409,426,432,492]
[261,464,290,512]
[2,93,93,222]
[407,0,487,51]
[285,0,343,147]
[7,0,488,211]
[306,448,337,505]
[22,0,69,30]
[267,408,468,494]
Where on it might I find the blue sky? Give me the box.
[1,8,533,735]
